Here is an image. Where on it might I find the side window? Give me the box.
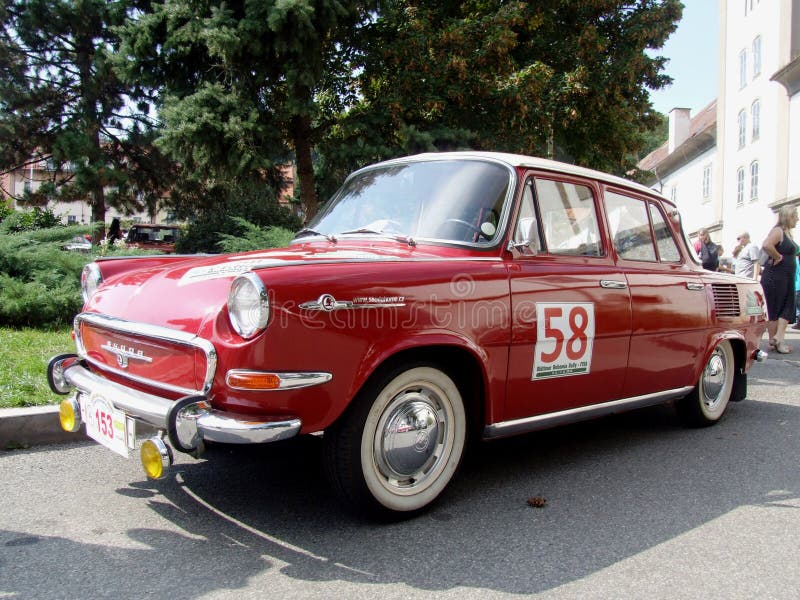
[535,179,602,256]
[649,203,681,262]
[605,191,657,261]
[512,179,543,254]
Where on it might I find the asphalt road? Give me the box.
[2,341,799,599]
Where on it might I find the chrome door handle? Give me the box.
[686,282,705,291]
[600,280,627,289]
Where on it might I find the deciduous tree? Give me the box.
[335,0,682,177]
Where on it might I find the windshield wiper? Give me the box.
[293,228,337,243]
[340,228,416,247]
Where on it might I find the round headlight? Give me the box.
[228,272,270,339]
[81,262,103,303]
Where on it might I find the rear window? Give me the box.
[127,227,179,243]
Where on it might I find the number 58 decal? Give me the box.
[533,302,595,380]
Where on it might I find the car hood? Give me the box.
[85,242,450,335]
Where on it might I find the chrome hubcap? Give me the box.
[374,389,446,489]
[701,349,727,409]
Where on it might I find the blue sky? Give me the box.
[648,0,718,115]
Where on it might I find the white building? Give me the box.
[639,0,800,254]
[1,160,172,226]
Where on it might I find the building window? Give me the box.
[702,165,712,200]
[739,49,747,88]
[738,110,747,148]
[737,167,745,205]
[750,161,759,201]
[67,215,77,225]
[752,36,762,78]
[751,99,760,141]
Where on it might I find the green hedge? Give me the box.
[1,217,297,328]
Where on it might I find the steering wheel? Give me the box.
[441,218,481,235]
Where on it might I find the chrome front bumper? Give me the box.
[49,356,301,454]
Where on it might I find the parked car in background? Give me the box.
[62,235,92,252]
[48,152,768,518]
[124,223,180,253]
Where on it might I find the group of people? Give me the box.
[695,205,799,354]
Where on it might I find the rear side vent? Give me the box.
[711,283,740,317]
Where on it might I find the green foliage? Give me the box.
[0,0,170,237]
[0,200,13,223]
[0,226,90,327]
[0,225,164,328]
[3,0,683,238]
[0,327,73,408]
[344,0,683,177]
[0,206,63,233]
[116,0,376,219]
[638,111,669,157]
[175,180,301,254]
[217,218,295,253]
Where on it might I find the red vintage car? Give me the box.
[48,152,768,517]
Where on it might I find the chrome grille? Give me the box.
[74,313,217,395]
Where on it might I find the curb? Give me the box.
[0,405,85,449]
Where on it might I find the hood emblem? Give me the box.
[101,341,153,369]
[300,294,406,312]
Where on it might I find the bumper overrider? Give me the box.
[47,353,325,478]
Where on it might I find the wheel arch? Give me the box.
[342,343,488,443]
[725,335,748,402]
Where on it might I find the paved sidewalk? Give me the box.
[2,328,799,450]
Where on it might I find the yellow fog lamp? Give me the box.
[59,398,82,433]
[140,437,173,480]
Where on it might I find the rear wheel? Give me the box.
[323,364,466,518]
[676,340,735,427]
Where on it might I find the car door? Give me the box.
[603,188,709,398]
[505,173,633,421]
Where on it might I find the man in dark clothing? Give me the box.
[697,228,719,271]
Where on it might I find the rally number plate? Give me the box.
[83,395,131,458]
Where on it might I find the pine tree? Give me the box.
[0,0,169,240]
[116,0,375,221]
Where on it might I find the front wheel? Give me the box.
[676,340,735,427]
[323,365,467,518]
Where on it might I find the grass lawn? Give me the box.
[0,327,74,409]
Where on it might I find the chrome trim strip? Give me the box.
[226,370,333,391]
[299,293,406,312]
[62,363,301,445]
[686,282,705,291]
[252,256,504,272]
[74,312,218,395]
[482,386,695,440]
[195,412,301,444]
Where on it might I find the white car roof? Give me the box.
[373,151,666,205]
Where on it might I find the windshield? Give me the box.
[304,159,513,246]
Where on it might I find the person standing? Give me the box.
[760,206,799,353]
[697,228,719,271]
[732,231,761,279]
[107,217,122,244]
[793,255,800,330]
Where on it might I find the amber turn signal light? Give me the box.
[226,371,282,390]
